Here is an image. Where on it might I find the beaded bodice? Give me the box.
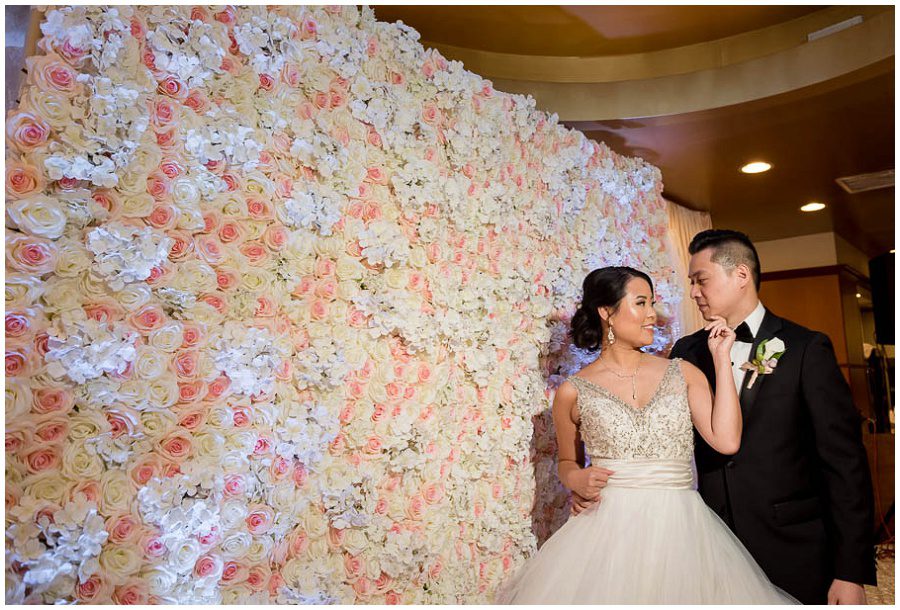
[568,358,694,461]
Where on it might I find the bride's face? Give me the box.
[601,277,657,348]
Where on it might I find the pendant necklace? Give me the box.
[599,354,643,400]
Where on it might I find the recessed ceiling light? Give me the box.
[891,249,896,254]
[741,161,772,174]
[856,293,862,298]
[800,202,826,212]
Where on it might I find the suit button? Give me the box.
[726,460,736,469]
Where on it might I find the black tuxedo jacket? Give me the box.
[670,309,876,604]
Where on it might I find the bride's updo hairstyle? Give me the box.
[570,266,654,351]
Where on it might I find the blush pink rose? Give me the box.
[32,386,74,415]
[246,565,270,592]
[245,505,274,535]
[75,574,110,603]
[113,579,149,605]
[25,445,61,474]
[7,235,56,274]
[5,161,44,199]
[129,455,162,487]
[239,241,268,265]
[106,513,141,544]
[6,112,50,152]
[34,417,68,444]
[159,431,192,462]
[129,304,166,335]
[157,75,188,100]
[262,224,289,251]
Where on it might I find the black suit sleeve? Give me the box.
[800,332,876,585]
[669,336,691,360]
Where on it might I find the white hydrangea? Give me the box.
[358,220,409,268]
[44,317,138,384]
[209,322,288,397]
[275,402,339,472]
[86,222,173,290]
[279,182,344,236]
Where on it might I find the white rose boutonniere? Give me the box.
[740,337,786,389]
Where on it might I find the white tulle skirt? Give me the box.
[497,458,797,604]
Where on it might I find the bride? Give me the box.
[497,266,796,604]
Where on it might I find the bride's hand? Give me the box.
[570,465,614,501]
[705,316,736,363]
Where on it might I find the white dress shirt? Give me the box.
[730,301,766,395]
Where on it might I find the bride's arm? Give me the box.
[683,321,742,455]
[552,381,611,501]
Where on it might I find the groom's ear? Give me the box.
[735,263,752,287]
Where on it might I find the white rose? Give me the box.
[267,482,299,515]
[7,195,67,239]
[149,322,185,352]
[61,442,105,480]
[219,532,252,559]
[22,471,68,504]
[220,499,249,531]
[53,241,92,277]
[119,193,155,218]
[99,544,142,583]
[115,284,152,312]
[147,377,179,409]
[245,537,272,564]
[169,539,202,575]
[134,346,168,380]
[99,470,133,515]
[5,379,32,420]
[763,337,786,360]
[144,566,178,597]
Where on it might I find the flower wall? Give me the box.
[5,5,680,604]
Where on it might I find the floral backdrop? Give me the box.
[5,5,680,604]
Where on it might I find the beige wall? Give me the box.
[755,231,870,277]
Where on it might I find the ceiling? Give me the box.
[373,6,822,56]
[374,6,895,257]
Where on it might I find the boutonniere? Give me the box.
[740,337,786,389]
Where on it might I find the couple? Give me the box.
[499,230,876,604]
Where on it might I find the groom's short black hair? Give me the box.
[688,229,761,291]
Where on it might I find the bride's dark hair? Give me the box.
[570,266,654,351]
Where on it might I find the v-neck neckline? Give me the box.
[573,359,677,414]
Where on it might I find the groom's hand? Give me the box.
[827,579,866,604]
[570,491,600,516]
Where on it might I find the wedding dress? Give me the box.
[497,359,797,604]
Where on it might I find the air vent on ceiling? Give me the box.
[835,169,894,194]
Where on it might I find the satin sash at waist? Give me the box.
[589,458,695,490]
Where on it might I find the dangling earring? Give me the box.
[607,324,615,345]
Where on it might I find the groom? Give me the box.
[573,229,876,603]
[669,229,875,604]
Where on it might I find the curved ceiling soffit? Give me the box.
[426,7,894,121]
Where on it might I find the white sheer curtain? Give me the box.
[666,199,712,337]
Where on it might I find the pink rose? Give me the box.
[344,554,364,578]
[129,455,162,487]
[239,241,268,265]
[157,75,188,100]
[5,161,44,199]
[193,554,220,579]
[184,89,209,114]
[365,166,389,185]
[159,431,192,461]
[173,350,199,379]
[245,505,274,535]
[147,204,176,229]
[255,296,276,317]
[177,408,206,431]
[263,224,288,251]
[385,590,402,604]
[314,257,336,277]
[5,348,31,377]
[292,463,308,488]
[310,299,329,321]
[353,577,373,598]
[106,513,141,544]
[253,436,273,455]
[177,381,205,404]
[72,480,101,504]
[223,474,246,498]
[205,375,231,399]
[5,311,31,339]
[423,481,444,505]
[151,98,177,129]
[220,560,249,584]
[246,197,273,220]
[146,171,170,200]
[246,565,270,592]
[6,111,50,152]
[34,417,68,444]
[140,532,167,559]
[7,235,56,274]
[129,304,166,335]
[75,574,110,603]
[32,386,74,415]
[113,579,150,605]
[25,445,61,474]
[364,435,383,455]
[258,73,276,91]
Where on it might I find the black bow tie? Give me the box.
[733,322,754,343]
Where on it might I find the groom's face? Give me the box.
[688,248,742,321]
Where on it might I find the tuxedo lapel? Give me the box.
[739,310,783,417]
